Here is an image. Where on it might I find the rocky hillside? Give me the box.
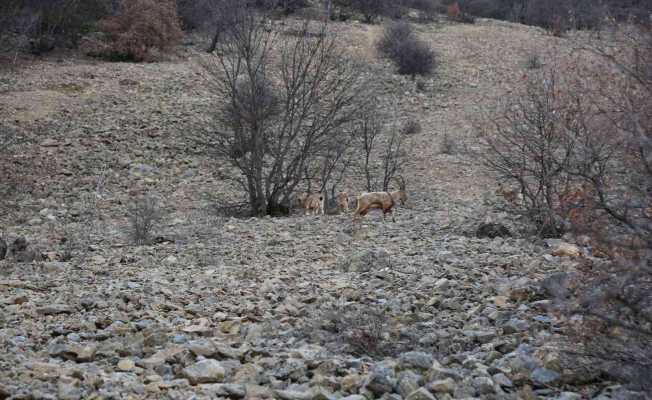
[0,17,638,400]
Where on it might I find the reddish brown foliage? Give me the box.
[447,2,461,20]
[97,0,182,62]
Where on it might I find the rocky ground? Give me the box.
[0,16,645,400]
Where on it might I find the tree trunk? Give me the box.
[207,27,220,53]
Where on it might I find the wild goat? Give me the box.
[496,183,522,205]
[297,192,324,216]
[353,177,407,222]
[337,192,350,212]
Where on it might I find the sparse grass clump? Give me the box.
[127,195,163,245]
[440,132,457,154]
[377,21,436,78]
[525,53,543,70]
[321,304,392,357]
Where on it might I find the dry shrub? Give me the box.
[96,0,182,62]
[401,119,422,135]
[127,194,163,245]
[440,132,457,154]
[320,303,392,357]
[377,21,436,78]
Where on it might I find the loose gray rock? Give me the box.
[38,304,74,315]
[182,359,226,385]
[492,373,513,388]
[397,371,422,398]
[200,383,246,398]
[340,248,391,273]
[428,378,456,393]
[274,389,314,400]
[473,376,495,395]
[405,387,437,400]
[364,370,395,396]
[531,367,561,386]
[399,351,434,370]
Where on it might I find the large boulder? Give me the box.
[183,359,226,385]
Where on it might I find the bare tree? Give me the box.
[354,102,383,192]
[380,113,407,191]
[353,100,408,192]
[202,16,363,216]
[477,71,579,236]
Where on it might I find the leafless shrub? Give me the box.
[321,303,391,357]
[201,15,364,216]
[525,52,542,70]
[377,21,436,78]
[127,194,163,245]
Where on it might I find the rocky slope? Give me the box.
[0,16,641,400]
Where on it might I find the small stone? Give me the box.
[339,248,391,273]
[117,359,135,371]
[493,296,509,308]
[405,388,437,400]
[428,378,455,393]
[463,330,496,344]
[364,371,395,396]
[38,304,74,315]
[501,318,529,334]
[473,376,495,394]
[200,383,246,398]
[551,242,581,258]
[492,373,513,388]
[399,351,434,370]
[183,359,226,385]
[556,392,582,400]
[434,278,450,291]
[341,374,363,393]
[274,389,314,400]
[397,371,422,398]
[41,138,60,147]
[531,367,561,386]
[43,261,67,273]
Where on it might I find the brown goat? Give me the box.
[297,192,324,216]
[337,191,350,212]
[354,177,407,222]
[496,183,522,205]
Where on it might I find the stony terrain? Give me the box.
[0,17,639,400]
